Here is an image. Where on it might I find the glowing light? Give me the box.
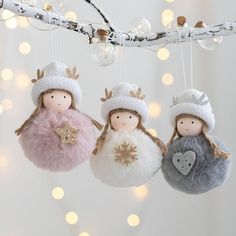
[133,185,149,199]
[65,11,77,20]
[5,17,18,29]
[79,232,90,236]
[18,17,30,28]
[52,186,64,200]
[127,214,141,227]
[16,73,31,89]
[147,128,158,137]
[161,73,174,86]
[2,10,15,19]
[157,47,170,61]
[0,105,3,114]
[65,212,78,225]
[1,99,13,110]
[165,0,175,2]
[0,154,8,168]
[148,102,161,118]
[1,68,14,81]
[19,42,31,54]
[162,9,174,27]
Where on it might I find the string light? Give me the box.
[127,214,141,227]
[1,68,14,81]
[148,102,161,118]
[65,211,78,225]
[19,42,31,54]
[1,98,13,110]
[161,9,174,27]
[147,128,158,137]
[15,73,31,89]
[65,11,77,20]
[79,232,90,236]
[157,47,170,60]
[132,185,149,199]
[51,186,64,200]
[161,73,174,86]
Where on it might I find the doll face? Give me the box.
[43,90,72,112]
[177,116,204,136]
[110,111,139,132]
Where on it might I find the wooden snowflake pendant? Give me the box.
[114,142,138,167]
[55,122,79,145]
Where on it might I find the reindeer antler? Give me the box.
[130,88,145,100]
[100,88,113,102]
[31,69,45,83]
[65,66,79,80]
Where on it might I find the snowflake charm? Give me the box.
[55,122,79,145]
[114,142,138,167]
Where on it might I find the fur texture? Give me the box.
[19,109,96,172]
[162,135,232,194]
[90,129,162,187]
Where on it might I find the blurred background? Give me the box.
[0,0,236,235]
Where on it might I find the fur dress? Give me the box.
[90,129,162,187]
[162,135,232,194]
[20,108,96,171]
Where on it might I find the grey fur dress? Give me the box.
[162,134,232,194]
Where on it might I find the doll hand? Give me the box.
[172,151,196,175]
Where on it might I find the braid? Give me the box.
[138,123,167,155]
[93,121,110,155]
[203,133,230,159]
[91,118,103,131]
[15,96,43,136]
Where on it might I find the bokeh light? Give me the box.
[18,17,30,28]
[0,105,3,114]
[162,9,174,27]
[65,11,77,20]
[127,214,141,227]
[161,73,174,86]
[19,42,31,54]
[148,102,161,118]
[52,186,64,200]
[165,0,175,3]
[79,232,90,236]
[1,99,13,110]
[133,185,149,199]
[0,154,8,168]
[15,73,31,89]
[5,17,18,29]
[65,211,78,225]
[157,47,170,60]
[1,68,14,81]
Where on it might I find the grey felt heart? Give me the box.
[172,151,196,175]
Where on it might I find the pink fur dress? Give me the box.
[19,108,96,172]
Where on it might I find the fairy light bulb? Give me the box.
[195,21,223,51]
[65,11,77,20]
[16,73,31,89]
[157,47,170,60]
[161,73,174,86]
[5,17,18,29]
[19,42,31,54]
[1,68,14,81]
[65,211,78,224]
[51,186,64,200]
[91,29,115,67]
[129,17,152,37]
[148,102,161,118]
[132,185,149,199]
[162,9,174,27]
[79,232,90,236]
[165,0,175,2]
[42,0,64,12]
[18,16,30,28]
[127,214,141,227]
[0,154,8,168]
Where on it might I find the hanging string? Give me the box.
[189,28,194,89]
[177,27,187,90]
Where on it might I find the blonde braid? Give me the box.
[93,121,110,155]
[203,133,230,159]
[138,123,167,156]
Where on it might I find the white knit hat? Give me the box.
[101,82,148,123]
[31,61,81,106]
[169,89,215,132]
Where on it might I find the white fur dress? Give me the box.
[90,129,162,187]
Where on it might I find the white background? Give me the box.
[0,0,236,236]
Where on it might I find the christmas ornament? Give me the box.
[15,61,101,172]
[162,89,232,194]
[90,82,166,187]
